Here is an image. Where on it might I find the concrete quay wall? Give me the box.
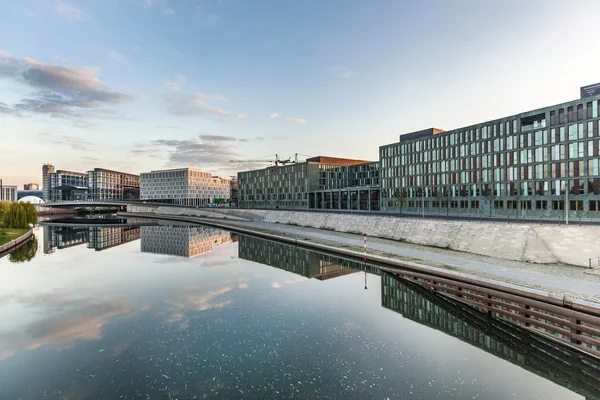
[147,207,600,267]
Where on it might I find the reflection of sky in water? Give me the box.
[0,228,585,399]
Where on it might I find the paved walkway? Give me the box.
[204,218,600,304]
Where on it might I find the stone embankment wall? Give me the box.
[0,229,33,257]
[140,206,600,267]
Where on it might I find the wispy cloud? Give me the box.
[163,7,175,16]
[156,125,183,129]
[193,6,221,27]
[271,282,282,288]
[237,113,246,119]
[238,136,264,143]
[108,49,129,65]
[269,113,279,119]
[54,1,88,22]
[199,134,237,142]
[284,116,306,124]
[164,92,229,117]
[329,65,356,79]
[39,133,96,152]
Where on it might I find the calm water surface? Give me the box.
[0,221,596,399]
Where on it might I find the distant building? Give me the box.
[0,181,17,202]
[23,183,40,190]
[42,164,139,202]
[87,168,140,200]
[140,167,231,206]
[238,156,380,210]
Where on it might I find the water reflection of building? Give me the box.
[43,226,140,254]
[140,225,233,258]
[88,227,140,251]
[238,236,372,279]
[381,272,600,400]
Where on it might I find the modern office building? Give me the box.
[140,168,231,206]
[238,84,600,220]
[87,168,140,200]
[23,183,39,190]
[0,182,17,202]
[42,164,139,201]
[140,225,233,258]
[379,84,600,218]
[238,156,380,210]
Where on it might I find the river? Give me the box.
[0,219,597,399]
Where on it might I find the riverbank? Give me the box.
[126,205,600,268]
[0,228,33,256]
[120,211,600,308]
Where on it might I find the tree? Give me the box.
[8,236,38,263]
[2,202,37,229]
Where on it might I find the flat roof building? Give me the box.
[379,83,600,219]
[140,167,231,206]
[42,164,139,202]
[238,156,380,210]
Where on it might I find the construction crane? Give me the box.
[230,153,304,166]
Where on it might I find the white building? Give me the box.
[0,184,17,202]
[140,168,231,206]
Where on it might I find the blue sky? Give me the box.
[2,0,600,187]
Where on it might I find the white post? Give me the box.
[565,181,569,225]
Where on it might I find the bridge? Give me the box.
[41,200,143,208]
[40,220,159,228]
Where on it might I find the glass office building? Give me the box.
[380,85,600,219]
[42,164,139,201]
[87,168,140,201]
[238,156,380,210]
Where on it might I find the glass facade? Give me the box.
[238,157,380,210]
[380,96,600,218]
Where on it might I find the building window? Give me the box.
[507,200,518,210]
[521,200,532,210]
[471,200,479,209]
[590,200,600,211]
[552,200,564,210]
[460,200,468,208]
[535,200,548,210]
[494,200,504,209]
[569,200,584,211]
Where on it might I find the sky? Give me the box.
[2,0,600,188]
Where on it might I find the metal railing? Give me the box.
[381,267,600,358]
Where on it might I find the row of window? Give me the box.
[391,199,600,211]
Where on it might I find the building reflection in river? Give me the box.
[237,235,376,280]
[380,271,600,400]
[43,225,140,254]
[140,225,235,258]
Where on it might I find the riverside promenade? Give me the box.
[122,211,600,306]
